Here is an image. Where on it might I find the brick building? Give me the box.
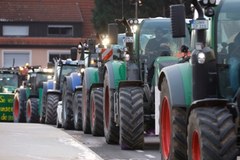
[0,0,95,67]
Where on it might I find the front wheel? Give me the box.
[62,81,74,130]
[188,107,238,160]
[26,98,39,123]
[73,90,82,130]
[119,87,144,150]
[160,77,187,160]
[103,71,119,144]
[45,93,59,125]
[90,88,104,136]
[13,89,27,122]
[82,76,91,134]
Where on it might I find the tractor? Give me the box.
[42,48,83,125]
[80,31,124,136]
[102,17,191,150]
[158,0,240,159]
[60,41,92,130]
[13,67,53,123]
[0,68,25,122]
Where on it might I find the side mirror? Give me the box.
[70,47,78,60]
[170,4,186,38]
[108,23,118,44]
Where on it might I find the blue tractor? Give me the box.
[41,48,83,125]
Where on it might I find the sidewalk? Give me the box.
[0,123,103,160]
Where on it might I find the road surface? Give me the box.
[0,123,103,160]
[64,129,160,160]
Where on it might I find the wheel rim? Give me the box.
[14,98,19,118]
[192,130,200,160]
[104,86,109,128]
[91,98,95,128]
[160,96,171,159]
[27,101,31,119]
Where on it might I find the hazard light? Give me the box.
[101,35,110,47]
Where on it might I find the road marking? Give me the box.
[145,154,156,159]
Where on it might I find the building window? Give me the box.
[48,51,70,64]
[47,25,73,37]
[3,26,29,36]
[3,51,30,67]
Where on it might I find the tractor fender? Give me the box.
[158,62,192,108]
[90,83,103,92]
[69,72,81,91]
[75,86,83,92]
[83,67,99,100]
[118,80,143,89]
[28,93,38,99]
[84,67,99,91]
[46,80,55,90]
[47,89,61,96]
[104,60,126,89]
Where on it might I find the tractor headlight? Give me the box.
[80,68,85,73]
[202,0,208,5]
[198,52,206,64]
[3,87,8,93]
[209,0,216,5]
[125,54,130,61]
[47,75,52,79]
[90,58,97,66]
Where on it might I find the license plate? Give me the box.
[191,20,208,30]
[124,36,134,43]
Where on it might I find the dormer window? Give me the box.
[47,25,73,37]
[3,25,29,36]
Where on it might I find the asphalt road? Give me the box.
[4,123,238,160]
[0,123,103,160]
[64,129,161,160]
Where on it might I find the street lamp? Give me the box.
[130,0,142,19]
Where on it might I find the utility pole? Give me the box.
[130,0,142,19]
[135,1,138,19]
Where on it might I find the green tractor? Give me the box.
[13,67,53,123]
[158,0,240,159]
[81,32,124,135]
[0,69,24,122]
[102,17,191,150]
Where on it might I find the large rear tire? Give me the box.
[119,87,144,150]
[188,107,238,160]
[62,80,74,130]
[45,93,59,125]
[13,89,27,122]
[73,90,82,130]
[160,77,187,160]
[103,71,119,144]
[90,88,104,136]
[26,98,39,123]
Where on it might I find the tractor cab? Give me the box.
[214,0,240,99]
[136,18,191,67]
[26,68,53,97]
[133,18,191,88]
[55,61,80,91]
[0,71,18,93]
